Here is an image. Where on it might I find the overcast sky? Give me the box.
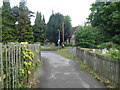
[0,0,96,26]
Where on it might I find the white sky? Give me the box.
[0,0,96,26]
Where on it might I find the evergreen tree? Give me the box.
[47,13,72,45]
[2,1,16,43]
[33,12,46,43]
[47,13,63,45]
[17,1,34,43]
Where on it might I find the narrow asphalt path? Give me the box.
[36,51,106,88]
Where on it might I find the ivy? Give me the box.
[18,42,35,87]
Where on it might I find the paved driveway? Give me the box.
[36,51,106,88]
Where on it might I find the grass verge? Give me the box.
[55,48,117,89]
[40,48,57,51]
[55,48,76,59]
[27,59,43,88]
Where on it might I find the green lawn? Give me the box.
[40,48,57,51]
[56,48,76,59]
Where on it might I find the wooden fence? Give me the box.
[0,43,41,88]
[68,47,120,87]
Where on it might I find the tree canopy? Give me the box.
[47,13,72,45]
[1,0,35,44]
[2,1,16,43]
[88,1,120,44]
[75,25,96,48]
[33,12,47,43]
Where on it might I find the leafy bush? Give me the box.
[34,42,41,44]
[64,43,75,47]
[97,42,120,50]
[97,43,108,49]
[75,25,97,48]
[112,44,120,50]
[109,48,120,59]
[96,48,120,59]
[18,42,35,87]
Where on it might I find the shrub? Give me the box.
[109,48,120,59]
[97,43,108,49]
[96,48,120,59]
[97,42,120,50]
[64,43,75,47]
[75,25,98,48]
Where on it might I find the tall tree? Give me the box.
[88,1,120,44]
[33,12,46,43]
[63,15,72,42]
[12,5,34,42]
[47,13,63,45]
[47,13,72,45]
[2,1,16,43]
[17,0,34,43]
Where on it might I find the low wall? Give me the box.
[67,47,120,87]
[67,47,77,57]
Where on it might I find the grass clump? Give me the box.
[55,48,75,59]
[40,48,57,51]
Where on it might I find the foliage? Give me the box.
[47,13,72,45]
[1,42,41,88]
[2,0,35,44]
[56,48,76,59]
[108,48,120,59]
[33,12,47,43]
[43,43,55,47]
[47,13,63,45]
[64,43,75,47]
[97,43,108,49]
[96,48,120,59]
[20,42,28,44]
[17,1,34,43]
[88,1,120,44]
[75,25,98,48]
[40,48,57,51]
[97,42,120,50]
[63,15,72,42]
[18,44,34,86]
[2,1,16,43]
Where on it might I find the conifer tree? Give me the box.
[2,1,16,43]
[33,12,46,43]
[17,0,34,43]
[47,13,72,45]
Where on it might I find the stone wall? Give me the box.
[67,47,120,87]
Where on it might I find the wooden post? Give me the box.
[118,59,120,88]
[62,22,64,46]
[18,44,22,84]
[0,43,3,89]
[5,44,8,88]
[15,44,19,85]
[8,44,11,88]
[10,43,14,88]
